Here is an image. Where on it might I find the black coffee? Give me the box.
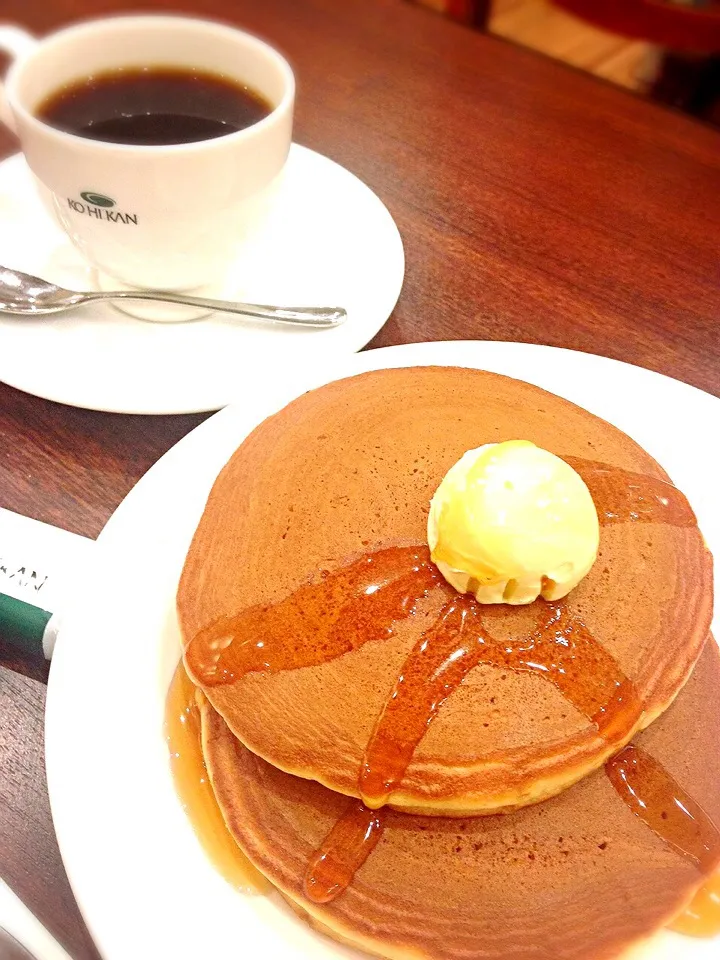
[37,67,273,145]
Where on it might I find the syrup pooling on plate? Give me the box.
[670,871,720,937]
[304,800,387,904]
[165,660,269,893]
[606,744,720,874]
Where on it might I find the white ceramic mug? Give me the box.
[0,15,294,318]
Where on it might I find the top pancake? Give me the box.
[178,366,712,814]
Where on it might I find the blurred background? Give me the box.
[413,0,720,125]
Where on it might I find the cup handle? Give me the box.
[0,26,38,134]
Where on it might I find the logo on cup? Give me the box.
[67,192,138,225]
[80,191,115,207]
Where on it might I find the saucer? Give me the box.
[0,146,404,414]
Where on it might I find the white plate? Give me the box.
[45,341,720,960]
[0,146,403,414]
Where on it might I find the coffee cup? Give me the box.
[0,15,294,320]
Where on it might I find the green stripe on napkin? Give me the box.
[0,593,52,659]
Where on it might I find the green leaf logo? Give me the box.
[80,191,115,207]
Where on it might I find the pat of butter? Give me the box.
[427,441,599,605]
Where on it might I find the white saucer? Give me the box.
[0,146,404,414]
[45,342,720,960]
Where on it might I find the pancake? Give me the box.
[178,367,712,814]
[201,639,720,960]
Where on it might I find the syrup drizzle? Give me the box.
[183,456,705,905]
[359,598,489,808]
[606,744,720,874]
[359,598,641,808]
[185,546,441,687]
[565,458,696,527]
[303,800,386,904]
[188,543,640,815]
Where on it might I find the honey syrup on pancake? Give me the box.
[359,597,641,808]
[670,871,720,937]
[304,800,386,903]
[185,545,442,686]
[165,660,269,894]
[306,739,720,907]
[187,535,641,810]
[564,459,697,527]
[183,456,706,906]
[606,744,720,874]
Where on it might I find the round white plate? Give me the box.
[0,146,403,414]
[45,341,720,960]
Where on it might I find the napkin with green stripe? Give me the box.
[0,508,93,663]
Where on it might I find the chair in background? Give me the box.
[411,0,720,119]
[550,0,720,51]
[552,0,720,116]
[411,0,491,29]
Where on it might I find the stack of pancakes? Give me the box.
[177,366,718,960]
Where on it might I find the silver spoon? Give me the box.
[0,266,347,327]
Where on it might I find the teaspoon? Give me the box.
[0,266,347,328]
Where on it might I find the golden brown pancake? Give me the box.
[178,367,712,814]
[201,639,720,960]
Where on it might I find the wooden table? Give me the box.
[0,0,718,956]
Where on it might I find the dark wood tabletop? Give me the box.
[0,0,718,956]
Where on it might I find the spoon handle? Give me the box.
[84,290,346,327]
